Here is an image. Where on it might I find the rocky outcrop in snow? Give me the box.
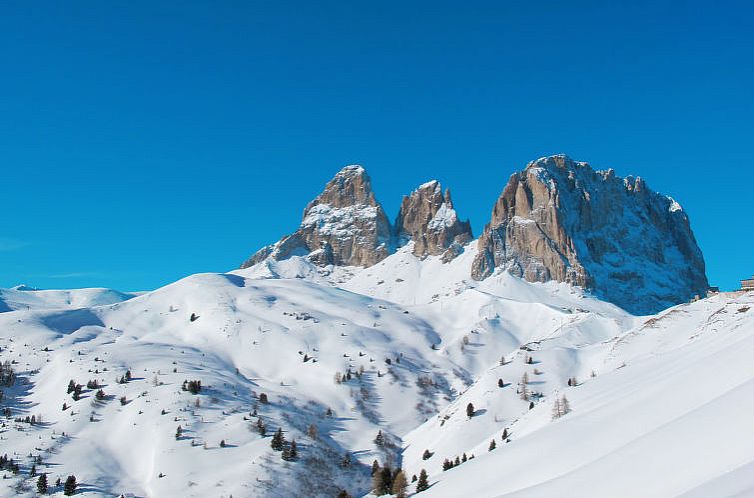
[471,154,708,314]
[241,165,391,268]
[395,180,472,262]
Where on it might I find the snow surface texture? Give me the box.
[0,248,750,497]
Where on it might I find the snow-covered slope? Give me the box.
[0,248,748,498]
[0,286,136,312]
[403,291,754,498]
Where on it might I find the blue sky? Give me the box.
[1,1,752,291]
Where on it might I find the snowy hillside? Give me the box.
[0,247,749,497]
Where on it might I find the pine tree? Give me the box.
[498,378,504,388]
[371,459,380,476]
[422,449,432,460]
[379,465,393,495]
[271,428,285,450]
[30,463,36,477]
[259,392,268,404]
[466,402,475,418]
[488,439,496,451]
[289,439,298,460]
[37,473,48,494]
[220,439,226,448]
[256,418,266,436]
[454,456,460,466]
[462,453,467,462]
[416,469,429,492]
[502,428,509,440]
[392,470,408,498]
[374,430,385,446]
[529,401,534,410]
[176,425,182,439]
[64,475,77,496]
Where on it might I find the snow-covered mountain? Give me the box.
[2,156,742,498]
[243,155,708,314]
[1,242,750,497]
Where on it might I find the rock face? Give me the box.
[471,155,709,314]
[395,181,472,262]
[241,165,391,268]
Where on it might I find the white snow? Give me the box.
[0,249,749,497]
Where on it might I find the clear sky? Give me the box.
[1,1,752,292]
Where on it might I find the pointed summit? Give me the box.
[241,165,391,268]
[395,180,472,262]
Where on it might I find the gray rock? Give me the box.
[395,180,472,261]
[241,165,391,268]
[471,154,708,314]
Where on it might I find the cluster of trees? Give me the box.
[117,370,132,384]
[14,414,41,425]
[0,454,20,474]
[0,360,16,387]
[182,380,201,394]
[270,427,297,461]
[333,366,365,384]
[442,452,473,471]
[370,461,408,497]
[67,380,83,401]
[551,395,571,420]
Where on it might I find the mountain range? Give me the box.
[0,156,748,498]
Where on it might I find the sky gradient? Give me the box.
[1,1,753,292]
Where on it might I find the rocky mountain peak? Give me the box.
[306,164,377,209]
[472,154,708,314]
[241,165,391,268]
[395,180,472,262]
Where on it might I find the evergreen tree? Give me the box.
[392,470,408,498]
[340,451,351,468]
[271,428,285,451]
[466,402,475,418]
[289,439,298,460]
[462,453,467,462]
[422,449,432,460]
[30,463,36,477]
[374,430,385,446]
[259,392,268,404]
[489,439,496,451]
[378,465,393,495]
[176,425,182,439]
[502,428,509,440]
[64,475,77,496]
[416,469,429,492]
[220,439,226,448]
[256,418,266,436]
[36,473,48,494]
[498,378,504,388]
[371,459,380,476]
[454,456,460,466]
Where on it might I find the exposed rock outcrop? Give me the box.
[471,154,708,314]
[395,180,472,262]
[241,165,391,268]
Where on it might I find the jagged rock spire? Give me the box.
[395,180,472,262]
